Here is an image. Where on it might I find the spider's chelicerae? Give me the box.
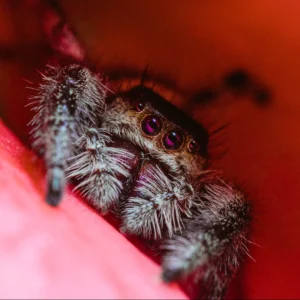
[29,63,251,299]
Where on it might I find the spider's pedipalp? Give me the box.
[121,161,196,239]
[29,64,107,206]
[161,181,251,299]
[67,128,137,212]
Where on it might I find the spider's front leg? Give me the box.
[30,64,106,206]
[161,181,251,299]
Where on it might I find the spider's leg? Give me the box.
[161,182,251,299]
[30,64,106,206]
[67,127,139,213]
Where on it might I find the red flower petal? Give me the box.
[0,120,187,299]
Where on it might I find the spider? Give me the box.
[28,3,252,299]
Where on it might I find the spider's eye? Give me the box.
[163,130,184,150]
[133,101,145,112]
[129,87,150,112]
[188,139,201,153]
[141,115,162,136]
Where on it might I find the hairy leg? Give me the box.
[29,64,106,206]
[161,181,251,299]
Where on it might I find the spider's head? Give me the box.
[101,85,209,181]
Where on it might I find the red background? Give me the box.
[1,0,300,298]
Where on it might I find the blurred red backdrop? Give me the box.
[1,0,300,298]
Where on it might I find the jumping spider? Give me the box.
[28,4,252,299]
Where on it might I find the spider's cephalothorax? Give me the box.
[29,64,251,299]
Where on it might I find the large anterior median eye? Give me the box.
[163,130,184,150]
[141,115,162,136]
